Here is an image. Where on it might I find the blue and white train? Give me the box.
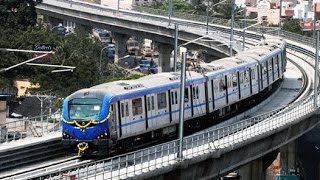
[61,38,286,155]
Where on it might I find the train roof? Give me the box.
[91,71,205,96]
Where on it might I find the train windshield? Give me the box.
[69,98,102,121]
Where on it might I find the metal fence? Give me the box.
[0,113,61,143]
[41,94,317,180]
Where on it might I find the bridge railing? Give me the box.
[42,94,317,180]
[0,113,61,143]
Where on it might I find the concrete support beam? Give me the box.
[280,141,297,174]
[113,32,129,64]
[0,101,6,125]
[155,42,173,72]
[237,158,265,180]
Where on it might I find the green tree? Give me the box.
[281,18,303,35]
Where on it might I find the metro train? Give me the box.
[61,38,286,155]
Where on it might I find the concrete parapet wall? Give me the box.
[138,113,320,180]
[0,101,6,125]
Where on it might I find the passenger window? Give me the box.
[175,91,178,104]
[196,87,199,99]
[151,96,155,110]
[192,86,199,99]
[185,88,189,102]
[171,92,174,105]
[157,92,167,109]
[121,103,125,117]
[125,102,129,116]
[132,98,142,115]
[232,74,237,87]
[147,97,151,110]
[219,78,226,92]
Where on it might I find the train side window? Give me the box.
[239,72,244,83]
[196,86,199,99]
[171,91,174,105]
[185,88,189,102]
[157,92,167,109]
[219,78,225,92]
[121,103,125,117]
[132,98,142,115]
[232,74,237,87]
[151,96,155,110]
[192,86,199,99]
[147,97,151,110]
[244,70,249,82]
[175,91,178,104]
[125,102,129,116]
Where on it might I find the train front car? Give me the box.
[61,89,113,156]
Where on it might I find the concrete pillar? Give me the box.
[113,32,129,64]
[280,141,297,175]
[155,42,173,72]
[237,158,264,180]
[0,101,6,125]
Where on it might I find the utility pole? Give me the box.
[178,52,186,159]
[168,0,173,26]
[174,24,179,72]
[314,4,317,47]
[230,0,235,56]
[242,6,247,51]
[314,31,319,107]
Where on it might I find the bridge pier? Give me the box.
[279,141,298,175]
[155,42,173,72]
[113,32,129,64]
[0,101,6,124]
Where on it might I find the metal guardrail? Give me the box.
[0,113,61,143]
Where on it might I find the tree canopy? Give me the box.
[0,0,136,98]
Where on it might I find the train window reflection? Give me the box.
[69,98,101,121]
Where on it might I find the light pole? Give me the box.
[100,46,109,76]
[230,0,235,56]
[178,52,186,159]
[168,0,173,26]
[314,31,319,107]
[313,4,317,46]
[174,24,179,72]
[177,34,212,159]
[242,6,246,51]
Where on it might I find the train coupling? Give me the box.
[77,142,89,156]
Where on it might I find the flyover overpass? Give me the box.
[36,0,245,72]
[36,1,320,179]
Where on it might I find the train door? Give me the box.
[273,56,278,80]
[278,54,283,78]
[170,89,179,123]
[267,59,273,85]
[109,103,118,140]
[243,69,251,97]
[184,87,192,119]
[238,71,245,100]
[215,77,226,109]
[119,100,130,137]
[262,61,268,90]
[227,74,238,104]
[208,80,214,113]
[192,84,205,117]
[130,97,146,135]
[155,91,170,127]
[146,94,156,129]
[251,66,259,94]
